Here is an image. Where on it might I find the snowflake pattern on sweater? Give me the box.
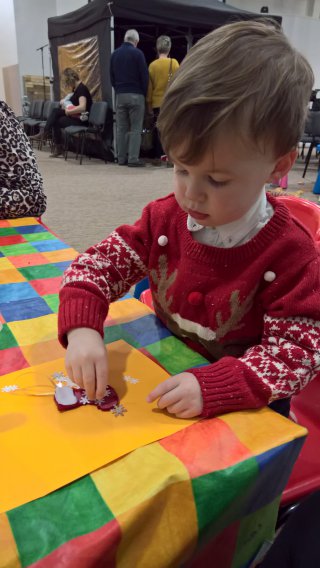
[59,194,320,418]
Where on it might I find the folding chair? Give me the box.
[23,100,44,135]
[64,101,108,164]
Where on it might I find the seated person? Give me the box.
[31,68,92,157]
[0,100,46,219]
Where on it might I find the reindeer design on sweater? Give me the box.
[150,255,258,360]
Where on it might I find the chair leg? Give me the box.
[302,143,314,178]
[79,133,86,165]
[64,133,69,161]
[75,135,81,160]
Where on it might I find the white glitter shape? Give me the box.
[80,395,90,405]
[51,372,79,389]
[1,385,19,392]
[123,375,139,384]
[111,404,127,417]
[104,387,112,396]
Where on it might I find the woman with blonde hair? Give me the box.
[31,68,92,157]
[147,36,179,159]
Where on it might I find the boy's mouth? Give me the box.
[187,208,209,221]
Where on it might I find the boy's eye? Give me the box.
[208,177,229,188]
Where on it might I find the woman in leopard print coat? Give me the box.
[0,100,46,219]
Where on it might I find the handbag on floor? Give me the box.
[141,113,154,152]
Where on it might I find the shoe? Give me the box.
[127,160,146,168]
[50,145,64,158]
[30,131,47,141]
[118,161,128,166]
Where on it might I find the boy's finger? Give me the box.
[95,358,108,400]
[157,388,181,410]
[166,401,186,414]
[82,362,96,401]
[70,365,84,389]
[146,376,178,403]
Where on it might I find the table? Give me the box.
[0,217,307,568]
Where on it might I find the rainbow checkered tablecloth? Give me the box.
[0,217,307,568]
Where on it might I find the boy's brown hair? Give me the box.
[158,20,314,162]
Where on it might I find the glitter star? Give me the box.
[80,395,90,405]
[123,375,139,384]
[111,404,127,417]
[1,385,19,392]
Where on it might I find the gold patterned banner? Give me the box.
[58,36,101,100]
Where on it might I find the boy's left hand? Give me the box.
[147,373,203,418]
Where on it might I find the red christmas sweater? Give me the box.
[58,194,320,418]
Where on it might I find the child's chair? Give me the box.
[277,195,320,507]
[278,194,320,243]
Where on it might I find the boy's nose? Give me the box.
[185,179,206,201]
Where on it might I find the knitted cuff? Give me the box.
[190,358,263,418]
[58,289,108,348]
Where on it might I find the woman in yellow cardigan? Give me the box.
[147,36,179,159]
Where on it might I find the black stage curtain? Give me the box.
[48,4,112,106]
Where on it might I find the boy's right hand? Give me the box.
[65,328,108,401]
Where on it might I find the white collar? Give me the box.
[187,188,273,248]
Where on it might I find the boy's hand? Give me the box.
[147,373,203,418]
[65,328,108,401]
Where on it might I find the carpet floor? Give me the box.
[37,147,319,253]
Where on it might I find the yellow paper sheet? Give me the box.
[0,341,196,513]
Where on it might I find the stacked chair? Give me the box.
[22,100,44,135]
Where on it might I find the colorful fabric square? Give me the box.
[30,276,62,295]
[18,264,63,280]
[31,240,68,252]
[7,476,115,567]
[23,232,57,242]
[0,243,38,256]
[7,313,57,346]
[0,324,19,349]
[0,282,38,303]
[0,269,26,284]
[0,346,28,375]
[9,253,50,268]
[121,313,172,346]
[14,225,47,234]
[0,227,19,236]
[0,235,26,246]
[146,335,208,374]
[0,297,53,322]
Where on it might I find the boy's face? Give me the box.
[171,129,295,227]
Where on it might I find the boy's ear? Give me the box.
[268,149,297,184]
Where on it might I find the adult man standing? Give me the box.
[110,29,149,167]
